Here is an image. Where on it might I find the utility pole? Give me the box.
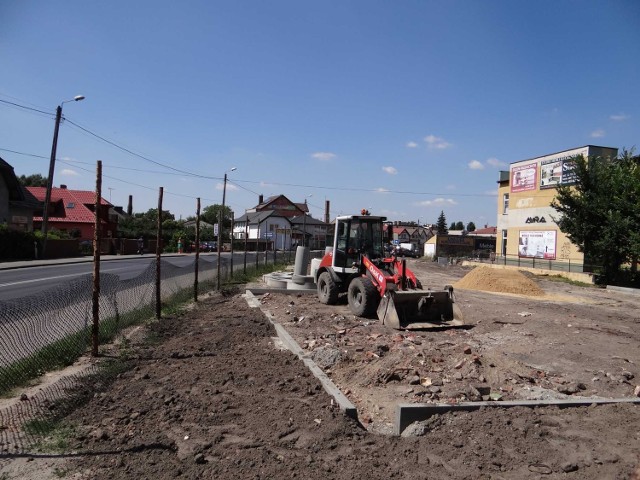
[41,95,85,258]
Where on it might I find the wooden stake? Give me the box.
[91,160,102,357]
[156,187,163,319]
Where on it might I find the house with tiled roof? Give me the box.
[234,194,329,250]
[245,194,309,218]
[27,185,117,240]
[386,223,434,255]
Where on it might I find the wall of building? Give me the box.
[496,145,618,263]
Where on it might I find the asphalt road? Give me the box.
[0,253,253,302]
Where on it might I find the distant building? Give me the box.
[386,222,434,254]
[234,194,329,250]
[425,229,497,259]
[496,145,617,268]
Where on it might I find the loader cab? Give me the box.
[333,215,386,271]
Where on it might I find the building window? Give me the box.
[502,194,509,214]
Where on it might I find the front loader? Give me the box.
[315,214,464,329]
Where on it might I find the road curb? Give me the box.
[243,290,359,422]
[396,397,640,435]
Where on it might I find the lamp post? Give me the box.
[41,95,85,257]
[217,167,236,289]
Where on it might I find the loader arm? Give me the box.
[361,256,389,296]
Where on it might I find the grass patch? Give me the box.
[24,419,76,453]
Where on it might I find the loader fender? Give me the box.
[315,266,341,285]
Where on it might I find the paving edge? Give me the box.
[243,290,359,422]
[396,397,640,435]
[245,287,317,295]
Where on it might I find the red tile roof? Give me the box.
[391,226,409,235]
[27,186,111,223]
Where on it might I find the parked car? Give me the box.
[187,241,216,252]
[395,244,420,258]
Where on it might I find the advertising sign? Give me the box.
[510,162,537,193]
[518,230,556,259]
[540,156,578,189]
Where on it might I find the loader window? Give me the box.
[350,218,384,259]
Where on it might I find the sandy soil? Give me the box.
[1,261,640,479]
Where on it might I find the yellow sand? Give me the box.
[454,267,545,297]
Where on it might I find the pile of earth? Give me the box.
[453,266,544,296]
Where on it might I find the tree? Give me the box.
[466,222,476,232]
[455,221,464,230]
[551,150,640,282]
[449,222,456,230]
[118,208,178,242]
[18,173,47,187]
[436,211,448,235]
[201,204,234,242]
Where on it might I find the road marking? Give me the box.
[0,266,132,288]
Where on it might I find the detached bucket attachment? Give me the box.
[377,286,464,330]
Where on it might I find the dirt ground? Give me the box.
[2,261,640,479]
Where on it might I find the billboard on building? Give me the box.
[510,162,537,193]
[540,156,579,189]
[518,230,556,259]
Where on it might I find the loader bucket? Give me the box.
[377,287,465,330]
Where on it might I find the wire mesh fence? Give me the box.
[0,250,291,456]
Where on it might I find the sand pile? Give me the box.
[454,267,545,296]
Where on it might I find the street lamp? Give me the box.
[41,95,85,257]
[217,167,236,288]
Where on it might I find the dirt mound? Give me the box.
[454,266,545,296]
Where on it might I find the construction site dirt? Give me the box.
[2,261,640,479]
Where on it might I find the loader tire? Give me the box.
[348,277,378,318]
[317,272,339,305]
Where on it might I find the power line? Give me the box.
[1,97,499,199]
[64,119,216,179]
[0,98,53,117]
[2,145,500,198]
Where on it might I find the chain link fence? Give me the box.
[0,250,291,455]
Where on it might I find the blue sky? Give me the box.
[1,1,638,226]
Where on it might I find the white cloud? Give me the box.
[416,198,457,207]
[424,134,452,149]
[406,141,418,148]
[590,129,605,138]
[311,152,336,161]
[486,157,505,167]
[215,182,239,191]
[375,187,390,193]
[468,160,484,170]
[382,166,397,175]
[610,113,629,121]
[60,168,79,177]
